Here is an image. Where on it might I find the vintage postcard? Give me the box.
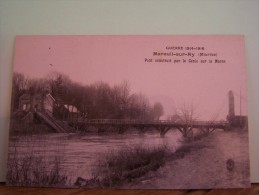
[6,35,250,189]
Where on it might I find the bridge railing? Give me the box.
[75,118,229,126]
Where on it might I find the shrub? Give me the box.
[92,145,169,187]
[7,136,67,187]
[7,154,67,187]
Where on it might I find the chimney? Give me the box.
[228,90,235,117]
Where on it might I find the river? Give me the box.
[8,129,183,186]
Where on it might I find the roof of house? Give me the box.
[64,104,79,113]
[19,93,31,99]
[46,93,55,101]
[19,93,55,101]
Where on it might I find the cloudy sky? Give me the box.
[12,35,248,120]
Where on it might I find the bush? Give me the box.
[92,145,169,187]
[7,136,67,187]
[7,154,67,187]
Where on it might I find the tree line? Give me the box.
[12,71,221,140]
[11,72,164,120]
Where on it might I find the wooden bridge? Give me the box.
[69,119,229,137]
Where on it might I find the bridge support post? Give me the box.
[159,127,171,137]
[176,126,194,140]
[136,125,148,134]
[96,124,108,133]
[117,125,128,134]
[199,126,217,135]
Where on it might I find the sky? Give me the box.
[12,35,248,120]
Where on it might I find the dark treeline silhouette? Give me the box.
[12,72,164,120]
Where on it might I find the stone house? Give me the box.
[60,104,80,121]
[18,93,55,115]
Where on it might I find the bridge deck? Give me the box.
[73,119,229,128]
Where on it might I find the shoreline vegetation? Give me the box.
[76,133,211,188]
[7,137,67,187]
[90,145,169,188]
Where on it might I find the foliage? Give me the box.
[175,102,200,139]
[92,145,169,187]
[12,71,162,120]
[7,138,67,187]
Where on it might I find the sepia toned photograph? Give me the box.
[6,35,250,189]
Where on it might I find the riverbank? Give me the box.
[7,127,250,189]
[122,129,250,189]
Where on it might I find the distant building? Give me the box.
[18,92,80,122]
[64,104,79,113]
[228,90,235,117]
[57,104,80,121]
[227,115,248,128]
[18,93,55,115]
[168,114,182,122]
[227,90,248,128]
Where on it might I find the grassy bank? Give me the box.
[91,145,169,187]
[126,130,250,189]
[88,138,208,188]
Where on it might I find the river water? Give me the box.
[8,129,183,185]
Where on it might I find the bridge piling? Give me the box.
[159,127,171,137]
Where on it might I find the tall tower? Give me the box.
[228,90,235,117]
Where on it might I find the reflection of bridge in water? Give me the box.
[69,119,229,137]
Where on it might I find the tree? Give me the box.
[153,102,164,120]
[47,72,72,120]
[175,102,200,139]
[130,93,152,120]
[93,81,114,118]
[113,80,131,119]
[11,72,28,111]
